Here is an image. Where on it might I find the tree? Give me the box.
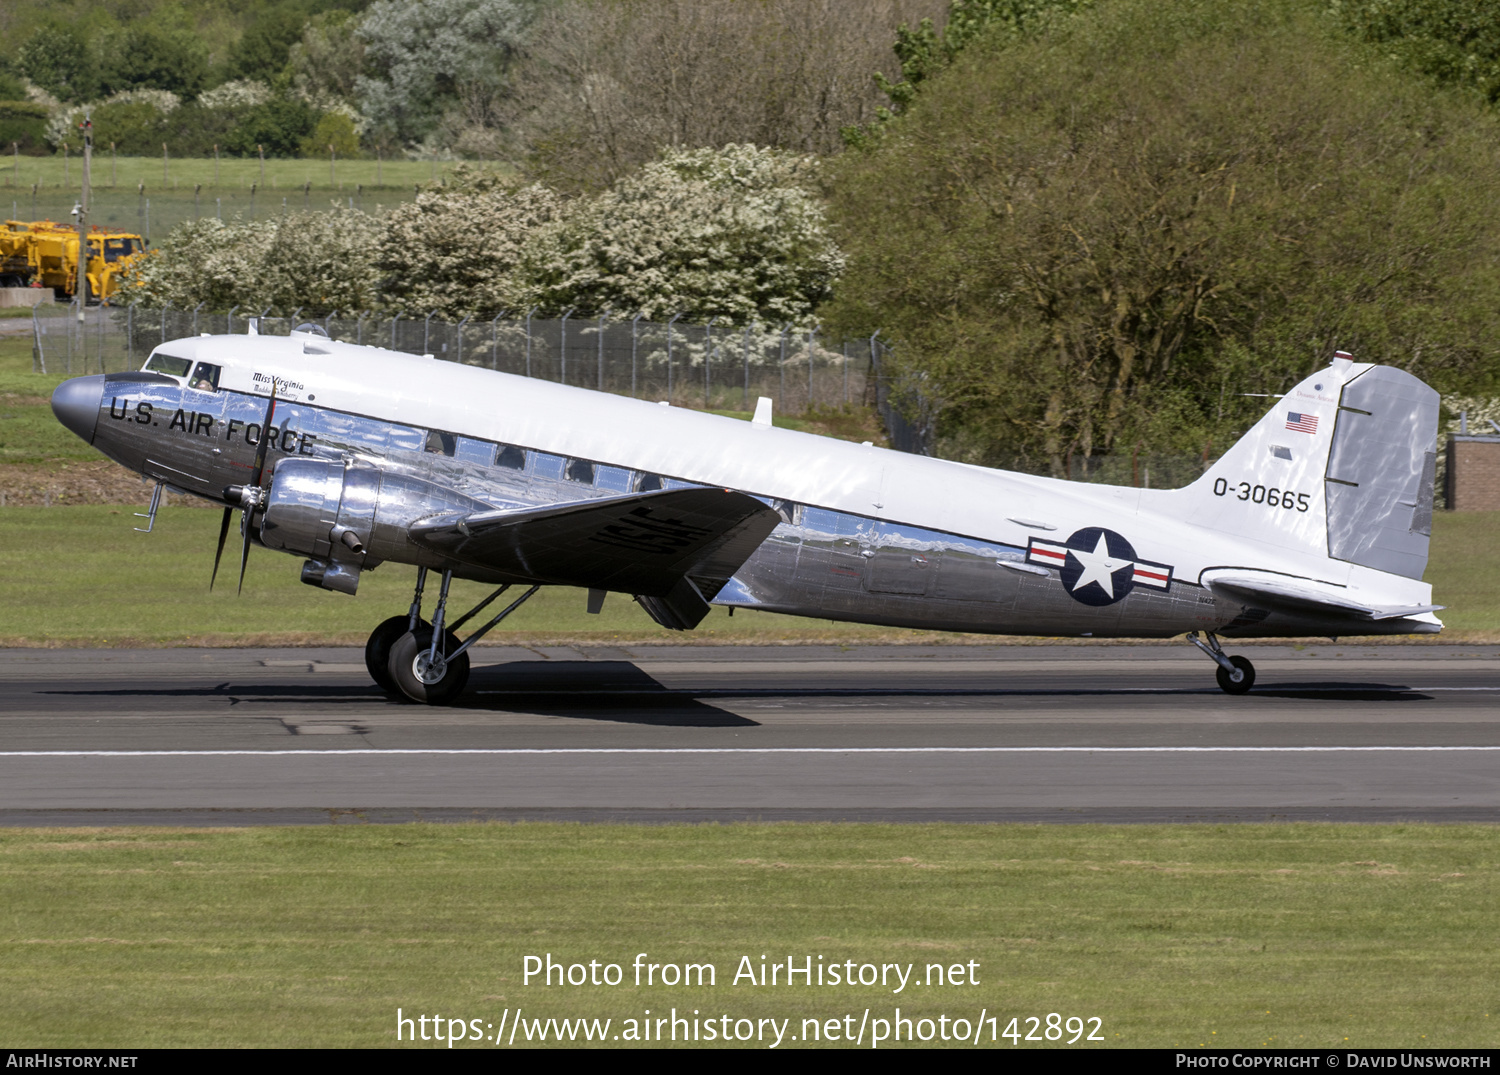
[823,0,1500,473]
[355,0,536,148]
[1334,0,1500,104]
[374,167,563,318]
[16,25,97,103]
[510,0,944,193]
[521,144,844,322]
[100,23,210,99]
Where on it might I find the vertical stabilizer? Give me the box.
[1177,356,1438,579]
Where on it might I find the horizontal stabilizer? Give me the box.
[409,487,781,603]
[1204,572,1443,623]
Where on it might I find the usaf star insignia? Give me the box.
[1025,527,1174,607]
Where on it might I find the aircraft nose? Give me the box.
[51,375,106,445]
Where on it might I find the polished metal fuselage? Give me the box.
[77,368,1422,639]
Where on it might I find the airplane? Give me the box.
[49,323,1443,704]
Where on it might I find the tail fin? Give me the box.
[1179,355,1439,579]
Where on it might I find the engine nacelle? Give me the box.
[258,457,490,594]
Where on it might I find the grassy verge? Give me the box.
[3,155,509,194]
[2,504,1496,647]
[1,823,1496,1048]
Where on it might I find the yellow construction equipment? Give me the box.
[0,220,146,303]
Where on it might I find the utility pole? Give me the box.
[75,112,92,321]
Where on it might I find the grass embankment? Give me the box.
[1,823,1496,1048]
[4,155,503,194]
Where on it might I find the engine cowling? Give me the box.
[257,458,490,594]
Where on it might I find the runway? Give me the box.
[2,642,1498,824]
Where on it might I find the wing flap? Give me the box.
[409,487,781,601]
[1204,572,1443,622]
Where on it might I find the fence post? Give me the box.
[31,304,44,374]
[454,315,469,363]
[192,301,205,337]
[391,311,403,351]
[525,307,537,377]
[779,325,789,410]
[742,323,751,411]
[631,312,644,395]
[423,310,434,356]
[559,307,575,384]
[227,305,239,336]
[806,325,816,410]
[597,309,609,391]
[666,312,683,402]
[491,311,506,370]
[356,311,368,346]
[868,331,880,410]
[704,316,716,408]
[160,305,166,346]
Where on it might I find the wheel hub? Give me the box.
[413,651,448,684]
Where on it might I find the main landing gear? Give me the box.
[1187,631,1256,695]
[364,566,542,705]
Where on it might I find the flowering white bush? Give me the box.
[118,210,382,313]
[196,80,271,111]
[45,88,180,147]
[375,167,564,318]
[520,144,845,323]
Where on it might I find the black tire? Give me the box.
[1215,655,1256,695]
[388,627,471,706]
[365,615,418,695]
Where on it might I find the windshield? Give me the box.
[144,354,192,378]
[102,238,138,263]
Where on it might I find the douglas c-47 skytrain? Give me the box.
[51,324,1443,704]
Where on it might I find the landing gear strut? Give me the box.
[1188,631,1256,695]
[364,568,542,705]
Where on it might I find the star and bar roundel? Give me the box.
[1025,527,1174,607]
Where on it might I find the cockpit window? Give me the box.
[188,362,221,391]
[144,354,192,378]
[425,430,457,456]
[565,458,594,484]
[103,238,138,263]
[495,444,526,470]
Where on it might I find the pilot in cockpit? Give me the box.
[189,362,222,392]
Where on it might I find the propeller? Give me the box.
[210,384,277,594]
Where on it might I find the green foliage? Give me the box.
[100,22,210,99]
[1333,0,1500,103]
[220,98,320,158]
[0,101,51,155]
[300,111,360,159]
[228,4,321,83]
[16,25,97,103]
[824,0,1500,472]
[845,0,1094,147]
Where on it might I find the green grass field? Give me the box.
[1,823,1496,1048]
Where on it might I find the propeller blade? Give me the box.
[248,385,278,487]
[237,385,278,596]
[210,507,233,590]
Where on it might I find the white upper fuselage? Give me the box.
[143,332,1436,629]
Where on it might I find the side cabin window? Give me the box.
[565,458,594,484]
[144,353,192,379]
[495,444,526,470]
[424,430,457,457]
[636,473,663,492]
[531,452,566,481]
[188,362,221,391]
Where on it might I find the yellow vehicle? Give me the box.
[0,220,146,303]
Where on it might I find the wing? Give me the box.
[409,487,782,628]
[1204,572,1443,622]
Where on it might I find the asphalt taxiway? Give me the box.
[2,643,1498,824]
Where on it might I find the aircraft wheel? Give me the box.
[389,627,471,706]
[1215,655,1256,695]
[365,615,421,695]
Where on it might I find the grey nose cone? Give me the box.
[51,375,106,445]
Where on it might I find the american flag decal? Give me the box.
[1285,411,1319,435]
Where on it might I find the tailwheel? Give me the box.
[1215,655,1256,695]
[389,627,471,706]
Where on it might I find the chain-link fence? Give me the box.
[31,302,888,415]
[31,301,1232,483]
